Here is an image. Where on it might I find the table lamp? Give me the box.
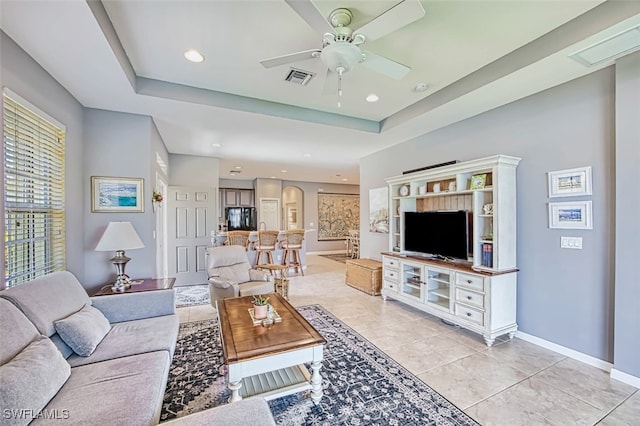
[95,221,144,292]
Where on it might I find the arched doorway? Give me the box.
[282,186,303,230]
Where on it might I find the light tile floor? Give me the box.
[178,255,639,425]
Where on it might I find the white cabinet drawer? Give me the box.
[454,303,484,326]
[455,272,485,292]
[384,269,399,281]
[383,280,398,292]
[383,257,399,269]
[455,288,485,309]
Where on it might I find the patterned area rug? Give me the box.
[174,284,210,308]
[160,305,479,425]
[318,253,351,264]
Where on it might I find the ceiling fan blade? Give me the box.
[284,0,333,35]
[321,68,338,96]
[361,51,411,80]
[354,0,425,42]
[260,49,321,69]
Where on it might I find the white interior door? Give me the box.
[167,186,217,286]
[259,198,280,230]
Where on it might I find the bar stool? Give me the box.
[254,230,279,267]
[223,231,250,250]
[281,229,305,276]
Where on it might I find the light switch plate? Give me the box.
[561,236,583,249]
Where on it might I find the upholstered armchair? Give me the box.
[205,245,274,308]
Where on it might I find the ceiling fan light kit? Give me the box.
[260,0,426,104]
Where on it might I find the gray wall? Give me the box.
[614,52,640,378]
[83,109,167,291]
[284,181,360,253]
[0,31,86,284]
[361,66,633,369]
[169,154,219,187]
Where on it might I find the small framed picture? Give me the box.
[548,166,592,198]
[548,201,592,229]
[470,174,487,190]
[91,176,144,213]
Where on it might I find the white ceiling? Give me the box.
[2,1,639,184]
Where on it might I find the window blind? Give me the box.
[3,92,66,288]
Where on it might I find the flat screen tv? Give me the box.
[403,210,470,260]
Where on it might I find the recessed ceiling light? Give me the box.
[414,83,428,92]
[342,178,348,182]
[212,143,221,148]
[366,93,379,102]
[270,176,276,179]
[304,153,311,158]
[184,49,204,63]
[281,169,287,173]
[234,166,242,169]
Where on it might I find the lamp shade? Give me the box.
[95,222,144,251]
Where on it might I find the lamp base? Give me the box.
[110,250,132,292]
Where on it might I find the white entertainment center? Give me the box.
[382,155,521,346]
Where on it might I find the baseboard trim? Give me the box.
[611,368,640,389]
[516,331,613,372]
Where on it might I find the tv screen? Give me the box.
[404,211,470,260]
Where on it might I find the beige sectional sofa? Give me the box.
[0,271,275,426]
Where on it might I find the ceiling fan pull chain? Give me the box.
[337,67,344,107]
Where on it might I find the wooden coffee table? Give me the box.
[217,293,326,404]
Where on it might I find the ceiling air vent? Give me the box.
[569,25,640,67]
[284,68,315,86]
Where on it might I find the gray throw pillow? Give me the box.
[54,304,111,356]
[0,335,71,426]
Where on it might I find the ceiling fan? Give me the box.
[260,0,426,104]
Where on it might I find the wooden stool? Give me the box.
[254,230,279,267]
[281,229,305,276]
[256,264,289,300]
[224,231,250,250]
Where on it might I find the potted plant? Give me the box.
[252,295,270,319]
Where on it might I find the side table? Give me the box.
[92,277,176,296]
[256,264,289,300]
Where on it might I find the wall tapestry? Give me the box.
[369,187,389,233]
[317,193,360,240]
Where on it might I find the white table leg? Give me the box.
[310,360,323,405]
[228,380,243,403]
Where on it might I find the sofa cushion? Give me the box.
[0,335,71,426]
[33,351,170,426]
[0,271,90,337]
[0,298,40,365]
[54,304,111,356]
[66,314,179,367]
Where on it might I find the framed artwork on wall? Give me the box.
[548,166,592,197]
[369,187,389,233]
[548,201,592,229]
[91,176,144,213]
[317,193,359,240]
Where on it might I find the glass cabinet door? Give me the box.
[425,268,451,312]
[401,262,423,301]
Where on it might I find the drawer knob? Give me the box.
[467,296,472,300]
[466,280,472,284]
[466,312,472,317]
